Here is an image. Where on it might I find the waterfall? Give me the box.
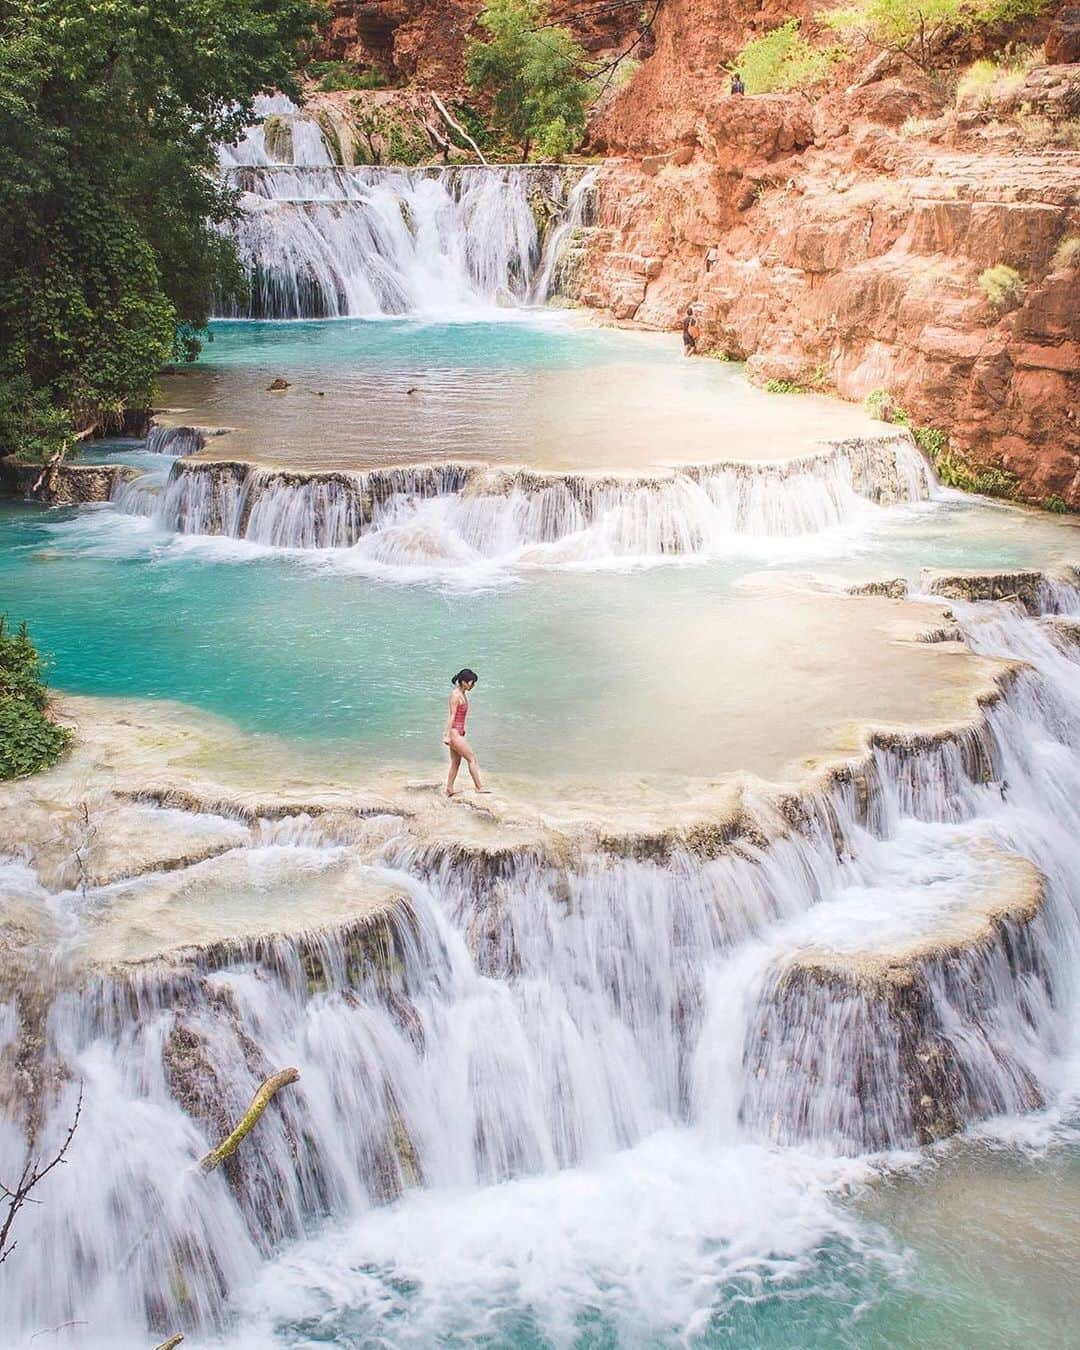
[5,576,1080,1342]
[217,163,594,319]
[113,433,931,566]
[145,425,205,457]
[219,94,334,168]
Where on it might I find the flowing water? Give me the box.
[3,124,1080,1349]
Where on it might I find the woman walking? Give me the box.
[445,668,488,796]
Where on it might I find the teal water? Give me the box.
[2,493,1078,778]
[1,489,1078,775]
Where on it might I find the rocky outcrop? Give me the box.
[0,460,138,505]
[317,0,640,89]
[571,130,1079,505]
[1046,6,1080,64]
[743,851,1047,1151]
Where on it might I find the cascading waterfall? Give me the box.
[5,578,1080,1343]
[218,163,596,318]
[109,433,931,565]
[219,95,334,168]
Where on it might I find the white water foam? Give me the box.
[4,583,1080,1344]
[100,436,934,582]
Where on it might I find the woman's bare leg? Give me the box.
[464,750,486,791]
[449,734,487,792]
[446,748,462,796]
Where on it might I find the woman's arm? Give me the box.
[444,691,458,744]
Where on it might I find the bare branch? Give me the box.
[0,1088,83,1267]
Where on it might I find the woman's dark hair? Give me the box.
[451,668,479,686]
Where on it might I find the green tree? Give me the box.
[0,617,71,779]
[0,0,324,463]
[818,0,1050,71]
[466,0,591,159]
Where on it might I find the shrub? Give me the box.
[1052,236,1080,271]
[914,425,948,459]
[733,20,843,95]
[1045,493,1068,513]
[978,263,1026,310]
[819,0,1050,72]
[764,378,807,393]
[308,61,389,92]
[955,48,1036,110]
[864,387,898,420]
[0,618,71,779]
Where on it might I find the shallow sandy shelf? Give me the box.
[155,320,884,474]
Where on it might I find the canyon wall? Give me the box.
[575,0,1080,505]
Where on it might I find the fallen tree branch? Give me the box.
[153,1337,184,1350]
[198,1068,300,1174]
[430,93,489,165]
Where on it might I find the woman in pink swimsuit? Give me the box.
[444,668,488,797]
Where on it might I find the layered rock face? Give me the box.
[573,0,1080,506]
[318,0,640,87]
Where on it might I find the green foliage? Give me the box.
[387,123,430,166]
[862,398,1017,499]
[864,387,896,420]
[818,0,1050,70]
[733,20,844,95]
[309,61,387,91]
[764,378,807,393]
[1052,236,1080,271]
[913,425,948,459]
[451,102,497,153]
[0,0,322,461]
[978,263,1025,310]
[466,0,591,159]
[0,617,71,779]
[955,47,1037,109]
[1045,493,1068,514]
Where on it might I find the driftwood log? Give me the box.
[153,1337,184,1349]
[198,1067,300,1173]
[431,94,489,165]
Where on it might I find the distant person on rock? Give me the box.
[730,71,745,96]
[705,245,719,273]
[682,305,701,356]
[445,668,489,796]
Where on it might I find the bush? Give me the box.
[819,0,1050,72]
[733,20,843,95]
[0,618,70,779]
[956,47,1038,110]
[864,387,900,421]
[764,378,807,393]
[1052,236,1080,271]
[914,425,948,459]
[310,62,388,92]
[979,263,1025,310]
[467,0,591,160]
[1045,493,1068,513]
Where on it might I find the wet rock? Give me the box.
[266,376,291,391]
[2,461,138,505]
[848,578,908,598]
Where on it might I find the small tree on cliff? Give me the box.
[466,0,591,159]
[818,0,1051,72]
